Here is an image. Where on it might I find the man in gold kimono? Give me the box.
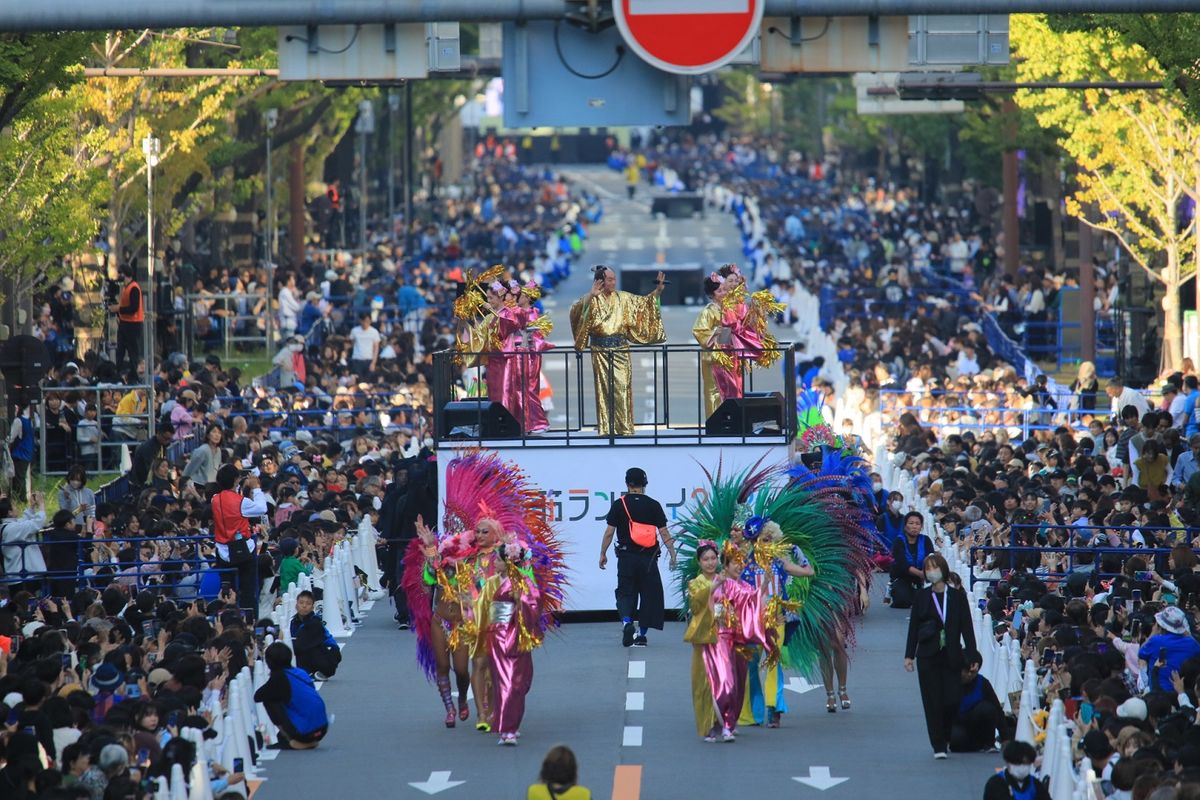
[569,266,666,435]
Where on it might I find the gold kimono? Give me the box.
[684,574,720,738]
[691,303,724,420]
[568,290,665,435]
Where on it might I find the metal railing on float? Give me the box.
[431,342,796,447]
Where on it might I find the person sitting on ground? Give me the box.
[950,650,1006,752]
[253,642,329,750]
[289,590,341,680]
[527,744,592,800]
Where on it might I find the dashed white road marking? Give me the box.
[628,660,646,679]
[622,726,643,747]
[625,691,645,711]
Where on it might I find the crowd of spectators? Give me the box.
[671,133,1200,798]
[0,148,606,799]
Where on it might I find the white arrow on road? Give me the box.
[785,677,819,694]
[408,771,466,795]
[792,767,849,791]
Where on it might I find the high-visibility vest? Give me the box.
[211,490,250,544]
[118,280,144,323]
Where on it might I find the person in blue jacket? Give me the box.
[1139,606,1200,692]
[290,590,342,679]
[254,642,329,750]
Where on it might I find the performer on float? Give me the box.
[505,281,553,434]
[568,265,666,436]
[454,269,523,417]
[675,461,875,730]
[400,451,566,740]
[715,264,786,396]
[691,274,727,419]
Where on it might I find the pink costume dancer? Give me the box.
[705,543,769,741]
[487,545,543,743]
[504,282,553,434]
[712,264,779,403]
[488,281,525,420]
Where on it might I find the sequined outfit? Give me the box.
[684,573,720,737]
[691,303,724,419]
[504,307,553,434]
[709,578,769,730]
[568,290,665,436]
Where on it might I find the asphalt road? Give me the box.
[254,585,997,800]
[248,168,998,800]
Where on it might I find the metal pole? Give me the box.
[388,91,398,246]
[1001,100,1019,278]
[265,109,277,352]
[13,0,1200,33]
[1079,217,1096,363]
[142,135,159,437]
[404,81,414,259]
[359,127,368,252]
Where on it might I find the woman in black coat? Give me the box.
[904,552,977,759]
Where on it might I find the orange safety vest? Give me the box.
[211,490,250,544]
[118,280,144,323]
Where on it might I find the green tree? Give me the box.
[1012,14,1198,371]
[0,89,102,311]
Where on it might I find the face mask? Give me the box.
[872,481,883,491]
[290,343,303,352]
[925,569,943,584]
[70,480,82,489]
[1007,764,1031,780]
[891,500,902,509]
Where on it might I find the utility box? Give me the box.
[501,21,690,128]
[278,24,429,81]
[427,22,462,72]
[908,15,1009,66]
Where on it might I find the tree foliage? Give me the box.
[1012,14,1197,370]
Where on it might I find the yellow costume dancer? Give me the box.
[684,565,721,739]
[568,265,666,436]
[691,299,724,419]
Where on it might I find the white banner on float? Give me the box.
[436,443,788,612]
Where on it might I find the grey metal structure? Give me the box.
[1,0,1196,32]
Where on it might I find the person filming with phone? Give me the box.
[1137,606,1200,691]
[211,464,268,616]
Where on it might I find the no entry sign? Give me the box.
[613,0,763,75]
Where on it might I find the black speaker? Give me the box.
[441,400,522,439]
[704,392,784,436]
[0,336,51,387]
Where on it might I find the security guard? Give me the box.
[109,263,143,376]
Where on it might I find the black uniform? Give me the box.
[905,585,977,754]
[605,493,668,630]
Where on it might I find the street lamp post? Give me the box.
[141,134,160,435]
[265,108,278,353]
[356,99,375,254]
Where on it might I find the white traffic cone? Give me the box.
[169,763,188,800]
[321,556,351,638]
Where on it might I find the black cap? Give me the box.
[624,467,648,487]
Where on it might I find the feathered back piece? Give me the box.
[452,264,507,321]
[401,449,567,680]
[673,455,876,679]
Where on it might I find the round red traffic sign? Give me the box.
[613,0,763,76]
